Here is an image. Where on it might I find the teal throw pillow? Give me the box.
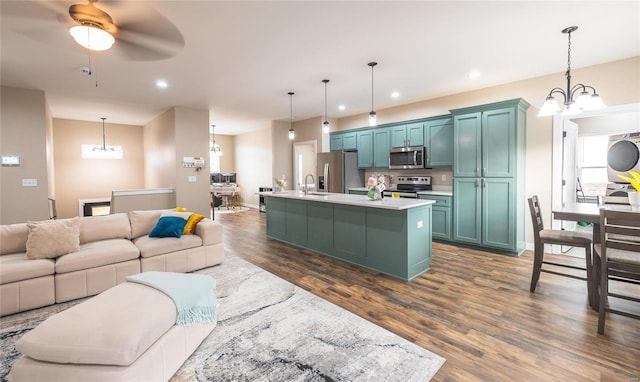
[149,216,187,238]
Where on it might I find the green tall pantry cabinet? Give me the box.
[450,98,529,255]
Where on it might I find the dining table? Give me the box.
[552,202,636,310]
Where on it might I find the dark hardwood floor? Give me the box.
[214,209,640,381]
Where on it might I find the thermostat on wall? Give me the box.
[1,156,19,166]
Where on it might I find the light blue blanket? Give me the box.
[126,272,217,326]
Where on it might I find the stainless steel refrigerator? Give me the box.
[316,151,364,193]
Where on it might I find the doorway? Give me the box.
[293,140,317,192]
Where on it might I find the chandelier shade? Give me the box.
[538,26,605,117]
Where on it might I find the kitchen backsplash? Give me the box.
[364,168,453,188]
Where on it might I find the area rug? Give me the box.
[0,254,445,381]
[214,206,251,215]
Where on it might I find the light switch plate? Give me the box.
[188,176,197,183]
[22,179,37,187]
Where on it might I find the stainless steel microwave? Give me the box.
[389,146,426,169]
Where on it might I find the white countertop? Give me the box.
[260,191,435,210]
[417,190,453,197]
[348,188,452,197]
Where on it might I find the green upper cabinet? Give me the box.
[373,127,391,168]
[356,130,374,168]
[330,131,357,151]
[424,116,453,167]
[391,122,424,148]
[452,112,482,177]
[452,106,519,178]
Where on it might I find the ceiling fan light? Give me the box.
[70,25,114,51]
[537,97,561,117]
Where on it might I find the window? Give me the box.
[210,151,220,173]
[576,134,608,196]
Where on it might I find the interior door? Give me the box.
[562,120,578,231]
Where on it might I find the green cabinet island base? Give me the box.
[263,192,434,281]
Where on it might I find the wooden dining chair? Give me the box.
[595,208,640,334]
[528,196,596,307]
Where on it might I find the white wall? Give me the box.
[235,127,273,208]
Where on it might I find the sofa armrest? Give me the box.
[194,219,223,246]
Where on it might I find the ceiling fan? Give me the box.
[68,0,117,51]
[68,0,185,60]
[6,0,185,61]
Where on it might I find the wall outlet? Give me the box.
[22,178,37,187]
[417,220,423,228]
[188,176,197,183]
[441,174,447,181]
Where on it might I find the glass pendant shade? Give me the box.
[70,25,115,51]
[369,111,377,126]
[322,121,330,134]
[288,128,295,140]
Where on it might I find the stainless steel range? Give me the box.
[382,176,432,198]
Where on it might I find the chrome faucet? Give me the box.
[304,174,315,195]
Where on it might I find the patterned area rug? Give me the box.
[1,254,445,381]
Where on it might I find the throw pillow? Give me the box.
[184,213,206,235]
[149,216,188,238]
[26,217,80,259]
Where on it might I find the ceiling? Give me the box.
[2,1,639,135]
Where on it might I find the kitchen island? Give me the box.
[261,191,435,280]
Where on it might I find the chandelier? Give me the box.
[538,26,605,117]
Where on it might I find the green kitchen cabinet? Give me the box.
[424,116,453,167]
[451,98,529,255]
[356,130,374,168]
[373,127,391,168]
[418,194,452,240]
[391,122,424,148]
[330,131,357,151]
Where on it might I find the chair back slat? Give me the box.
[601,208,640,258]
[528,196,544,239]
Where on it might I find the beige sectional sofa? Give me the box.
[0,209,224,317]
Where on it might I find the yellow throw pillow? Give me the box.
[175,207,188,212]
[184,213,205,235]
[26,217,80,259]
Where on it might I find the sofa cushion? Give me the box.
[16,281,177,366]
[55,239,140,274]
[129,210,163,239]
[0,253,54,284]
[134,235,202,258]
[26,218,80,260]
[80,213,131,244]
[1,223,28,255]
[149,217,187,238]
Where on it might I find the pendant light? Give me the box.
[92,117,114,151]
[538,26,605,117]
[322,79,330,134]
[368,62,378,126]
[210,124,223,156]
[288,92,295,140]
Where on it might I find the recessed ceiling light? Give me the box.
[468,71,480,79]
[156,79,168,88]
[338,105,346,111]
[391,92,400,98]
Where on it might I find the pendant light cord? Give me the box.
[324,81,328,121]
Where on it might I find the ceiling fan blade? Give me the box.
[110,5,184,61]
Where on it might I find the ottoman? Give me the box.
[10,280,216,381]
